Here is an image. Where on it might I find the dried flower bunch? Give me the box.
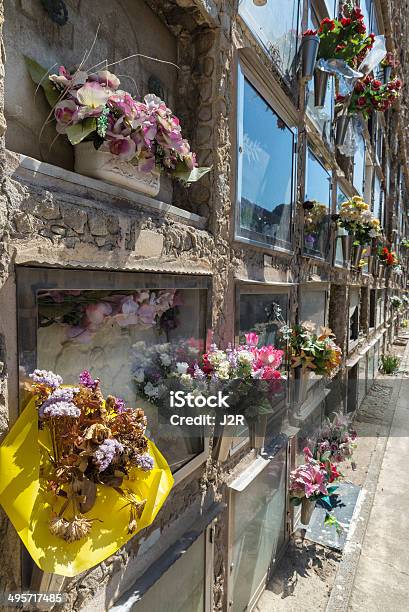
[25,58,210,183]
[338,196,382,245]
[29,369,155,542]
[304,4,375,66]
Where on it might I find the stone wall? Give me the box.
[0,0,408,609]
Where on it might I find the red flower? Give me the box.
[382,247,389,255]
[357,96,367,107]
[352,6,364,20]
[335,43,347,51]
[354,81,365,93]
[341,17,352,26]
[394,79,402,89]
[356,21,367,34]
[369,33,376,41]
[303,29,317,36]
[387,253,395,265]
[319,18,335,33]
[336,94,346,102]
[372,79,382,89]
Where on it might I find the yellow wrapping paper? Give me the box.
[0,397,174,576]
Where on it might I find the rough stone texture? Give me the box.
[0,0,408,609]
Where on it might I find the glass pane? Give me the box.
[36,286,207,473]
[353,134,365,194]
[239,292,288,348]
[239,77,294,248]
[239,0,300,79]
[335,187,348,266]
[300,289,326,327]
[304,150,331,258]
[373,173,382,221]
[232,447,287,611]
[134,533,205,611]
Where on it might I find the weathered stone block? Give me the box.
[33,200,61,220]
[61,205,87,233]
[135,229,164,257]
[13,212,42,234]
[88,213,108,236]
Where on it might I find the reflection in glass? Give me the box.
[239,292,288,348]
[239,0,300,79]
[373,173,382,223]
[238,76,294,248]
[231,447,287,611]
[335,187,348,266]
[300,289,326,327]
[304,149,331,258]
[36,287,207,473]
[353,134,365,194]
[134,533,205,611]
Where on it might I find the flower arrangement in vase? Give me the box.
[283,321,342,377]
[337,75,402,119]
[338,196,382,245]
[311,412,357,464]
[25,58,210,194]
[390,295,404,310]
[289,448,343,527]
[378,246,400,268]
[0,368,173,576]
[303,201,328,251]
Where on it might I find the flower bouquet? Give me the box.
[303,201,328,251]
[38,289,181,344]
[290,448,342,527]
[338,196,382,247]
[311,412,357,464]
[378,246,400,269]
[337,75,402,119]
[25,58,210,194]
[390,295,404,310]
[0,368,173,576]
[285,322,342,376]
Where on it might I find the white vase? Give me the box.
[74,142,160,197]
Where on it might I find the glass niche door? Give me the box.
[228,446,288,611]
[16,267,211,476]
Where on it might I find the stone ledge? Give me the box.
[8,152,207,230]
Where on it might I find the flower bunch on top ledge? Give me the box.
[304,4,375,66]
[25,57,210,184]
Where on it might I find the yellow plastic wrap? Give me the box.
[0,397,173,576]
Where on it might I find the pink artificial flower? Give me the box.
[260,367,282,380]
[254,346,284,370]
[245,332,259,347]
[77,81,111,109]
[114,296,139,327]
[137,303,158,326]
[54,99,79,133]
[66,325,95,344]
[89,70,120,90]
[85,302,112,328]
[109,91,138,118]
[137,150,156,173]
[109,136,136,161]
[303,447,313,461]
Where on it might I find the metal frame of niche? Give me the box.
[15,265,212,590]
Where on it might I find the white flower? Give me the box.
[368,229,379,238]
[216,362,231,380]
[237,350,254,365]
[176,362,189,374]
[144,382,160,398]
[134,369,145,383]
[160,353,172,366]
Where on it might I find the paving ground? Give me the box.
[255,334,409,612]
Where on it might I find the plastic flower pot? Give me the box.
[314,70,329,108]
[293,367,310,405]
[335,115,351,147]
[301,498,315,525]
[75,142,161,196]
[212,422,236,463]
[248,414,268,450]
[351,244,364,268]
[301,35,320,81]
[341,234,353,264]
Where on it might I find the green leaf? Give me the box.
[65,118,97,145]
[24,55,60,107]
[173,165,212,184]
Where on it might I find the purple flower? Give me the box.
[136,453,154,472]
[93,438,124,472]
[54,100,78,134]
[79,370,98,389]
[39,387,80,418]
[192,364,206,380]
[114,397,126,413]
[109,136,136,161]
[29,369,63,389]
